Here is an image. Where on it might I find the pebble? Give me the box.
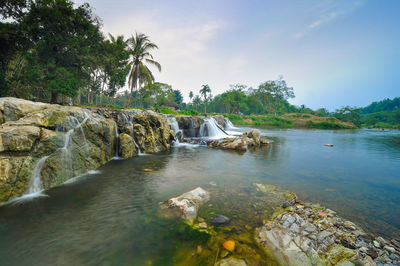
[198,222,207,229]
[384,245,396,253]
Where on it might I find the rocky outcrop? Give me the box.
[256,196,400,266]
[208,129,271,152]
[0,97,175,203]
[175,115,204,138]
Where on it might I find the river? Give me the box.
[0,128,399,265]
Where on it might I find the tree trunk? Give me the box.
[50,92,59,104]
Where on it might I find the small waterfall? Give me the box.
[27,156,49,194]
[113,121,120,158]
[26,112,90,195]
[199,117,229,139]
[224,118,237,130]
[167,116,183,143]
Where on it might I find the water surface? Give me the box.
[0,128,399,265]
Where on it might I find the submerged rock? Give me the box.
[216,257,247,266]
[211,214,231,226]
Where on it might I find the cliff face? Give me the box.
[0,98,175,203]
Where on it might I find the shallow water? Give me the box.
[0,128,399,265]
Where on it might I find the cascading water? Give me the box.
[167,116,183,144]
[113,121,120,159]
[25,112,91,195]
[224,118,237,130]
[199,117,229,140]
[27,156,49,194]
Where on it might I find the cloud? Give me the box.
[293,0,364,39]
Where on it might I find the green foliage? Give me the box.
[359,97,400,114]
[159,106,177,115]
[334,106,361,127]
[178,110,199,115]
[305,120,354,129]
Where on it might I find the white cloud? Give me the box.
[293,0,364,39]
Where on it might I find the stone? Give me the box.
[289,223,300,234]
[384,245,396,253]
[0,126,41,152]
[211,214,231,226]
[167,187,210,223]
[325,244,357,265]
[119,133,137,158]
[198,222,207,229]
[302,223,317,233]
[317,231,333,243]
[216,257,247,266]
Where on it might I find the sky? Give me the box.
[76,0,400,111]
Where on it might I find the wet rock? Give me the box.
[119,133,137,158]
[211,214,231,226]
[384,245,396,253]
[216,257,247,266]
[166,187,210,223]
[209,137,247,152]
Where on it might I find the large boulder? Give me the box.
[175,115,204,138]
[209,136,248,152]
[212,115,226,128]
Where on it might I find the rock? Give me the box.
[209,137,247,152]
[0,98,175,203]
[302,223,317,234]
[216,257,247,266]
[340,261,354,266]
[317,231,333,243]
[325,244,357,265]
[289,223,300,234]
[198,222,207,229]
[324,144,334,147]
[223,240,235,252]
[244,129,261,146]
[384,245,396,253]
[0,126,41,152]
[211,214,231,226]
[257,226,314,266]
[119,133,137,158]
[220,250,229,258]
[167,187,210,223]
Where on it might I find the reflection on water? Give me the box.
[0,128,399,265]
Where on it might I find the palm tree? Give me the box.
[200,84,211,113]
[189,91,194,103]
[127,32,161,106]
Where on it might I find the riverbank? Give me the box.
[224,113,356,129]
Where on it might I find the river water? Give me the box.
[0,128,399,265]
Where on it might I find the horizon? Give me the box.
[77,0,400,111]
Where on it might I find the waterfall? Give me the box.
[26,112,90,195]
[27,156,49,194]
[113,121,120,159]
[224,118,237,130]
[167,116,183,143]
[199,117,229,139]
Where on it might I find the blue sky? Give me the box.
[77,0,400,110]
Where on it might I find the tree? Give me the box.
[189,91,194,103]
[127,32,161,106]
[255,76,295,115]
[174,90,183,106]
[192,95,202,111]
[334,106,361,126]
[17,0,103,103]
[200,84,211,113]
